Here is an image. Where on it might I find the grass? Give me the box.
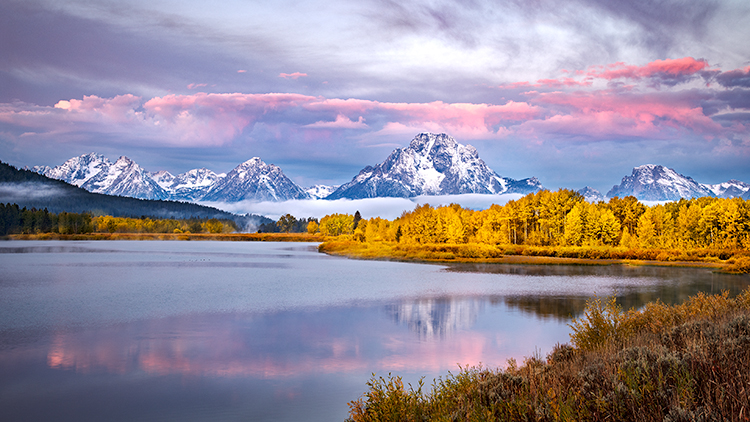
[347,288,750,422]
[319,240,747,272]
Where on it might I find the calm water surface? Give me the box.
[1,241,748,421]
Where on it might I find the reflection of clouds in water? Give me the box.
[387,298,482,339]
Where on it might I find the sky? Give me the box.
[1,0,750,196]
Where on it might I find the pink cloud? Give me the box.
[1,62,745,152]
[305,114,369,129]
[187,83,208,90]
[279,72,308,79]
[586,57,711,83]
[518,89,723,140]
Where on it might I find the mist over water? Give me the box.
[0,241,747,422]
[202,193,524,220]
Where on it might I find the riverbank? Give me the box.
[347,288,750,422]
[4,232,324,242]
[319,240,750,273]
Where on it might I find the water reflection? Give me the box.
[1,241,749,422]
[448,263,750,321]
[37,302,525,380]
[386,298,482,339]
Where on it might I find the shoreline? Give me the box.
[3,234,747,273]
[318,240,750,273]
[2,232,324,242]
[322,246,726,270]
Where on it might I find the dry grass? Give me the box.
[319,240,738,272]
[347,289,750,422]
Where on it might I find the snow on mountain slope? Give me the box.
[607,165,714,201]
[327,133,542,199]
[201,157,309,202]
[81,156,171,200]
[152,168,226,201]
[36,153,111,187]
[702,179,750,198]
[577,187,604,203]
[306,184,339,200]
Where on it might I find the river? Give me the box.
[0,241,747,421]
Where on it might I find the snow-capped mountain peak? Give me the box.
[201,157,309,202]
[607,165,714,201]
[327,132,542,199]
[306,184,339,200]
[702,179,750,198]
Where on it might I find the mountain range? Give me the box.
[27,134,750,205]
[1,160,271,228]
[605,164,750,201]
[31,133,543,203]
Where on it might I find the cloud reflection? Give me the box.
[43,299,549,379]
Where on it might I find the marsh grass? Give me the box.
[347,289,750,422]
[319,241,746,272]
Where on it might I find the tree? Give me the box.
[307,220,319,234]
[564,202,587,246]
[276,213,297,233]
[319,213,354,236]
[352,210,362,230]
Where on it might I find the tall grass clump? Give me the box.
[347,288,750,422]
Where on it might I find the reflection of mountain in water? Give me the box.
[386,298,482,339]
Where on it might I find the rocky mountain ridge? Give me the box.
[607,164,750,201]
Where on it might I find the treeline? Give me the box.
[313,190,750,251]
[257,213,319,233]
[0,203,237,235]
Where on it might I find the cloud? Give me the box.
[715,66,750,88]
[202,194,523,221]
[279,72,308,80]
[584,57,713,87]
[0,182,68,200]
[305,115,369,129]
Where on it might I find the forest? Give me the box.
[314,189,750,249]
[313,189,750,272]
[0,204,238,235]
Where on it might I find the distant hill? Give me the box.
[1,161,271,229]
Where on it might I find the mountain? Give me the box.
[2,160,270,227]
[152,168,226,201]
[201,157,310,202]
[326,133,542,199]
[306,184,339,200]
[607,165,715,201]
[32,154,305,203]
[703,180,750,199]
[577,187,604,203]
[84,156,171,200]
[32,153,170,200]
[32,152,109,188]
